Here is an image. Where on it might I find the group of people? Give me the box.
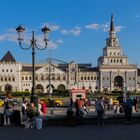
[21,98,47,128]
[2,91,140,127]
[95,94,138,125]
[67,98,88,125]
[68,94,139,126]
[3,92,47,127]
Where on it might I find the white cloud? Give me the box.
[70,27,81,36]
[85,22,124,32]
[0,35,6,41]
[134,14,139,18]
[85,23,100,29]
[101,23,109,32]
[50,25,60,31]
[115,26,125,32]
[56,39,63,44]
[0,28,62,49]
[31,34,63,49]
[41,23,60,31]
[60,26,81,36]
[60,29,69,35]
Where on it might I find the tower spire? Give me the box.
[110,13,115,32]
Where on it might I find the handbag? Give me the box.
[5,108,13,117]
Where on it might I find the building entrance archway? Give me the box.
[57,84,66,90]
[35,84,44,93]
[5,84,12,92]
[114,76,123,91]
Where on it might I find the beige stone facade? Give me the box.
[0,15,139,93]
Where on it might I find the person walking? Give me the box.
[38,99,44,116]
[124,95,133,124]
[133,97,138,112]
[95,96,105,126]
[75,98,84,124]
[4,92,14,125]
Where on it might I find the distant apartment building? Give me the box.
[0,15,140,93]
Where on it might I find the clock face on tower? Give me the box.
[71,67,76,73]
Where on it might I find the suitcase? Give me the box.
[0,113,4,126]
[12,110,21,126]
[67,110,76,127]
[35,118,43,129]
[67,115,76,126]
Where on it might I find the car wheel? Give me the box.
[56,103,60,107]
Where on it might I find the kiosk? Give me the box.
[70,89,87,102]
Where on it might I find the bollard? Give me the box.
[50,109,54,115]
[116,106,120,114]
[132,106,136,113]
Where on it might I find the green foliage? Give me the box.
[53,89,70,97]
[112,90,124,94]
[26,107,39,119]
[12,92,31,97]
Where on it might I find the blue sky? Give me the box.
[0,0,140,66]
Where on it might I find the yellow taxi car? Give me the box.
[112,99,119,105]
[54,99,63,106]
[0,99,4,107]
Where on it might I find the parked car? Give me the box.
[0,99,4,107]
[47,99,64,107]
[54,99,63,106]
[112,99,119,105]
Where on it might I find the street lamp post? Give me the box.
[16,25,50,106]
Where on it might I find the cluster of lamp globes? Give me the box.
[15,24,51,48]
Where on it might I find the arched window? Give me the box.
[1,77,3,82]
[5,77,7,82]
[34,76,37,81]
[25,76,28,80]
[41,75,44,81]
[12,77,15,82]
[8,77,11,82]
[29,76,32,80]
[58,84,66,90]
[52,75,55,81]
[63,76,66,80]
[57,76,60,80]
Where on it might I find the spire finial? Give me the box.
[110,13,115,31]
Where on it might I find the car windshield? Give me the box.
[0,96,6,100]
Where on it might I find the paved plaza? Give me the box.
[0,124,140,140]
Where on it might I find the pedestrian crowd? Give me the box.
[0,92,47,129]
[67,93,139,126]
[0,92,139,129]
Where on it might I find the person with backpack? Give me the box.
[124,95,133,124]
[4,92,14,125]
[95,96,105,126]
